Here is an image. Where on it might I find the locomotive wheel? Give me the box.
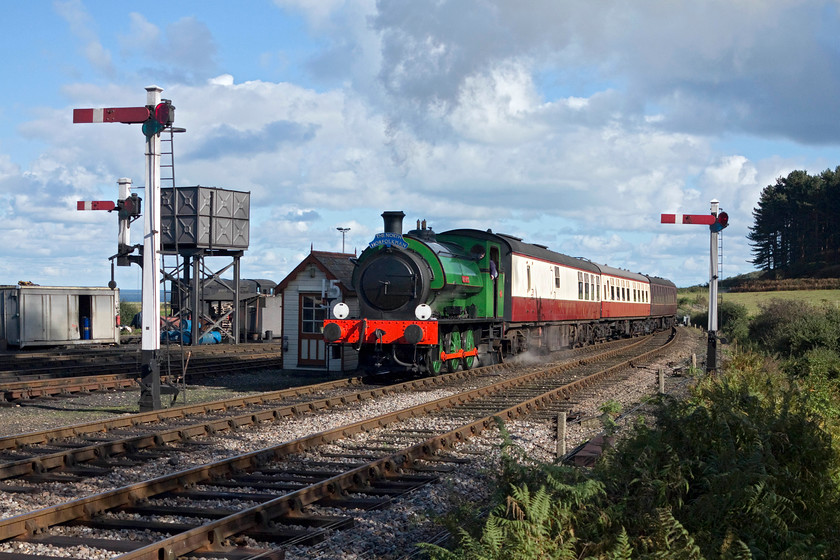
[462,329,477,370]
[446,331,462,373]
[426,338,445,375]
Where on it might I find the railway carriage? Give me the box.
[648,276,679,324]
[599,265,650,320]
[324,211,677,374]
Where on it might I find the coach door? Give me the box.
[490,246,503,317]
[298,293,326,367]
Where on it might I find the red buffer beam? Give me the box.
[77,201,116,211]
[660,213,716,225]
[73,107,150,124]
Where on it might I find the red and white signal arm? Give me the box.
[660,213,716,225]
[73,107,150,124]
[77,201,116,211]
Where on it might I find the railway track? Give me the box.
[0,344,285,403]
[0,335,647,476]
[0,329,679,559]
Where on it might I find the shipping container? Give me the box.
[0,286,120,348]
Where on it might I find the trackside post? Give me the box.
[660,199,729,373]
[73,85,172,410]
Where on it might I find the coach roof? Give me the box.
[595,263,649,283]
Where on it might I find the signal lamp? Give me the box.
[710,211,729,233]
[142,101,175,138]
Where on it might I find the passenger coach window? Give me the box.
[611,285,615,300]
[596,277,600,300]
[584,274,590,300]
[578,272,584,299]
[554,266,561,288]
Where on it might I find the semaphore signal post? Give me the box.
[74,85,176,411]
[661,199,729,373]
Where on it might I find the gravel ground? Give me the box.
[0,327,707,559]
[0,369,336,437]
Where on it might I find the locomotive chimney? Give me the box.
[382,211,405,234]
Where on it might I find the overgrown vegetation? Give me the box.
[423,302,840,559]
[728,277,840,292]
[687,300,749,344]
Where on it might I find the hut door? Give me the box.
[298,294,326,367]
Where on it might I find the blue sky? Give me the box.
[2,0,840,291]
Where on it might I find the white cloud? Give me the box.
[2,0,838,290]
[449,60,551,144]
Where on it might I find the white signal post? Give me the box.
[74,85,169,411]
[661,199,729,373]
[140,85,163,411]
[708,199,720,339]
[117,178,132,255]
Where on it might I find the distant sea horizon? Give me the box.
[119,289,165,303]
[121,289,141,302]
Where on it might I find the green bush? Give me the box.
[784,347,840,421]
[719,301,749,344]
[748,300,840,357]
[424,356,840,559]
[690,300,749,344]
[598,360,840,558]
[118,301,141,329]
[785,307,840,356]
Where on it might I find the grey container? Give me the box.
[0,286,120,348]
[161,186,250,251]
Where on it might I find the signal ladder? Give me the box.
[159,128,189,404]
[718,230,724,305]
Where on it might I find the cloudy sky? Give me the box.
[2,0,839,290]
